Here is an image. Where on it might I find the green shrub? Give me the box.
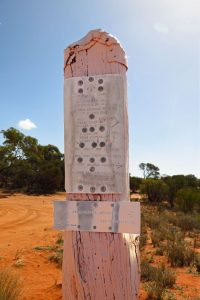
[166,238,195,267]
[144,213,164,230]
[140,213,148,250]
[146,281,165,300]
[56,234,64,245]
[34,236,63,268]
[130,176,143,192]
[151,229,166,247]
[140,233,148,250]
[33,245,56,251]
[140,179,169,203]
[175,188,199,213]
[0,268,21,300]
[175,213,200,231]
[144,263,176,300]
[155,247,164,256]
[195,254,200,273]
[161,211,178,227]
[48,249,63,268]
[141,261,176,287]
[141,260,156,282]
[165,228,184,242]
[151,225,183,248]
[153,264,176,288]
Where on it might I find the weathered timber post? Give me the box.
[55,29,140,300]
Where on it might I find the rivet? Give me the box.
[89,77,94,82]
[78,88,83,93]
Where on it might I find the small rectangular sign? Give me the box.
[54,201,140,234]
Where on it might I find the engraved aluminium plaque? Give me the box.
[64,74,128,194]
[54,201,140,234]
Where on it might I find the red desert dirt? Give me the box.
[0,192,65,300]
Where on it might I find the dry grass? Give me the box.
[0,268,21,300]
[33,234,64,268]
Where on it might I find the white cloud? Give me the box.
[18,119,37,130]
[153,22,169,34]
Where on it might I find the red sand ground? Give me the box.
[0,192,64,300]
[0,192,199,299]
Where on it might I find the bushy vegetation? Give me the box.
[140,179,169,203]
[0,128,64,194]
[141,261,176,299]
[143,206,199,266]
[195,254,200,274]
[130,176,143,193]
[130,162,200,215]
[141,192,200,299]
[34,234,64,268]
[139,213,148,250]
[0,268,21,300]
[174,213,200,231]
[175,188,200,213]
[166,237,195,267]
[163,174,199,208]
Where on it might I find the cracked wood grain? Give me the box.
[63,29,140,300]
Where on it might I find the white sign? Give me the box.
[54,201,140,234]
[64,74,128,194]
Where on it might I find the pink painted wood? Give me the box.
[63,29,140,300]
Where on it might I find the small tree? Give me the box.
[140,179,168,203]
[139,163,160,179]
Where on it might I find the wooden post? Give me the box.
[62,29,140,300]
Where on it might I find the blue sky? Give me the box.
[0,0,199,177]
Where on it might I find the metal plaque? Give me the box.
[54,201,140,234]
[64,74,128,194]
